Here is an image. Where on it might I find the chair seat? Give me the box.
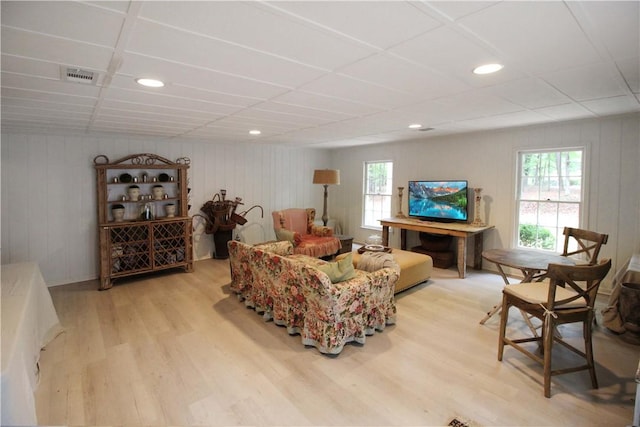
[504,282,587,308]
[295,235,341,258]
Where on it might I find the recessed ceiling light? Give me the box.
[408,124,422,129]
[249,130,261,135]
[473,63,504,75]
[135,78,164,88]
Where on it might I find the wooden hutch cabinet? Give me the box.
[94,153,193,290]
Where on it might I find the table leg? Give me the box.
[456,236,467,278]
[382,225,389,246]
[400,229,407,250]
[480,262,509,324]
[473,233,484,269]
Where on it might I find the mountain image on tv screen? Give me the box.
[408,180,468,221]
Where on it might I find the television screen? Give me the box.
[408,180,468,222]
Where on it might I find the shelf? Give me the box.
[94,153,193,290]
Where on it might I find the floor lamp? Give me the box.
[313,169,340,226]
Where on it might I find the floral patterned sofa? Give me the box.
[227,240,399,354]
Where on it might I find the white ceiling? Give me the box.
[1,1,639,148]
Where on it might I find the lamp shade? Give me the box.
[313,169,340,185]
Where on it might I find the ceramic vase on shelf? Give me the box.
[152,185,165,200]
[164,203,176,218]
[111,204,125,222]
[127,185,140,201]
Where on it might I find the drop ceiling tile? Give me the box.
[2,105,92,121]
[458,2,601,73]
[337,52,470,99]
[576,1,639,61]
[102,87,245,116]
[298,73,422,109]
[421,1,500,21]
[118,53,289,100]
[109,75,258,108]
[617,57,640,93]
[541,62,628,101]
[1,27,113,72]
[206,117,299,133]
[1,72,101,98]
[1,1,125,47]
[96,109,208,127]
[534,103,594,121]
[455,110,551,130]
[1,55,64,80]
[87,1,131,14]
[233,108,332,127]
[263,1,442,49]
[270,90,382,116]
[488,77,572,109]
[92,114,196,131]
[248,101,354,121]
[1,97,94,113]
[388,25,519,87]
[99,99,220,121]
[581,96,640,116]
[126,20,325,88]
[1,87,98,106]
[433,89,525,121]
[138,1,375,70]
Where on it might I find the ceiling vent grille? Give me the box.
[61,66,98,85]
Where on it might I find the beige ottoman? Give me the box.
[338,249,433,294]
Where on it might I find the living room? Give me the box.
[1,1,639,426]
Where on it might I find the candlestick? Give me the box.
[471,187,486,226]
[396,186,406,218]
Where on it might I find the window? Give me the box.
[516,149,584,252]
[363,161,393,228]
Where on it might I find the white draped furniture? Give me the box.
[1,262,63,426]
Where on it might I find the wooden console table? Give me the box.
[379,217,494,278]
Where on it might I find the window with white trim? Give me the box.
[516,149,584,252]
[363,160,393,228]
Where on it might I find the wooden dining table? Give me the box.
[480,248,576,328]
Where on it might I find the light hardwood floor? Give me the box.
[35,258,638,426]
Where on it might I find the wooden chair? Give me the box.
[561,227,608,264]
[498,259,612,397]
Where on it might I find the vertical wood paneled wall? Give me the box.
[329,113,639,293]
[1,133,330,286]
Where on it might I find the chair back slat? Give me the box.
[546,259,611,309]
[561,227,608,264]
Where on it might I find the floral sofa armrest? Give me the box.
[364,267,399,327]
[254,240,294,256]
[299,264,398,354]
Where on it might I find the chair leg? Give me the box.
[498,295,509,361]
[543,316,554,398]
[584,313,599,389]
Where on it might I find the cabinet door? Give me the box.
[109,224,151,275]
[152,220,188,268]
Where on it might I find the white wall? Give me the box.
[329,113,640,292]
[2,113,638,290]
[1,132,330,286]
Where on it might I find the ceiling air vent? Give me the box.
[61,66,98,85]
[419,127,434,132]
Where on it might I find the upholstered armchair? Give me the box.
[272,208,341,258]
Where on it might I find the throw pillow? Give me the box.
[275,228,299,245]
[316,252,357,283]
[358,252,400,274]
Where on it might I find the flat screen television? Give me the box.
[408,180,468,223]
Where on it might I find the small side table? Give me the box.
[335,235,353,254]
